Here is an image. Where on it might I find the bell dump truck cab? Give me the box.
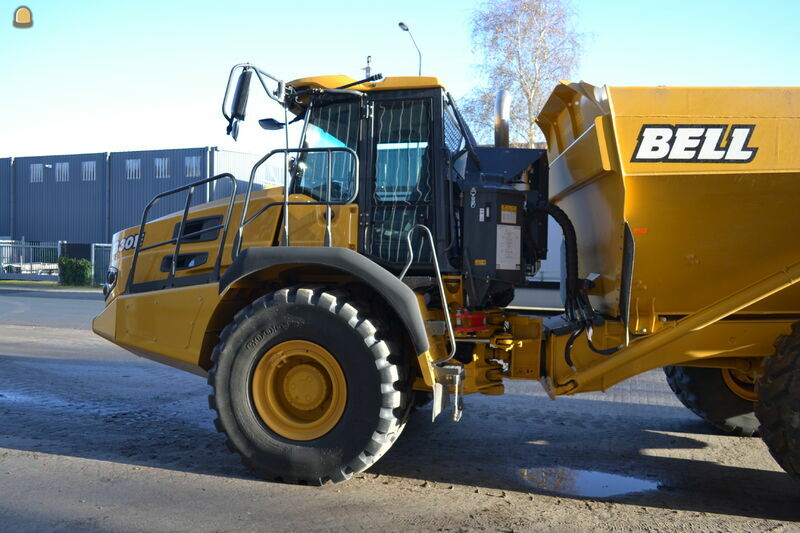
[94,63,800,484]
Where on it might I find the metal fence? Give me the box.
[0,240,60,280]
[0,240,111,285]
[91,243,112,286]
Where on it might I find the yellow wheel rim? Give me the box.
[721,368,758,402]
[251,340,347,441]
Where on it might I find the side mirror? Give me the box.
[231,68,252,121]
[227,68,252,140]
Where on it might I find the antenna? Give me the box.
[398,22,422,76]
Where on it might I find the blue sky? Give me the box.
[1,0,798,157]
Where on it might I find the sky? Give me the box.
[1,0,798,157]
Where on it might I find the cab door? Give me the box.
[363,96,435,269]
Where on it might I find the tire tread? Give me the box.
[664,365,759,436]
[755,322,800,479]
[207,285,411,484]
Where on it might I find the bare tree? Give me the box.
[461,0,581,147]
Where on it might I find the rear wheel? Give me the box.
[756,322,800,479]
[208,286,411,484]
[664,365,759,436]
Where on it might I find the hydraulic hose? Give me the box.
[530,201,580,313]
[531,200,624,358]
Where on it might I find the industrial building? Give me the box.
[0,147,281,243]
[0,158,11,238]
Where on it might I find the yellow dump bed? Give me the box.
[537,83,800,330]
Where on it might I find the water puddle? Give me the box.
[518,467,659,498]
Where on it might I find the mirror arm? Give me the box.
[222,63,288,123]
[252,67,286,103]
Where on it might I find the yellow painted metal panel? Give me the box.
[611,86,800,317]
[107,187,284,301]
[546,319,792,395]
[113,283,220,368]
[542,111,626,314]
[101,186,360,373]
[91,297,117,342]
[285,200,358,249]
[539,82,800,320]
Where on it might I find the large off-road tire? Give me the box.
[664,365,759,436]
[412,390,433,409]
[756,322,800,479]
[208,286,411,484]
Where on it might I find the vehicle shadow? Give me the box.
[1,353,798,521]
[374,395,800,521]
[0,353,255,482]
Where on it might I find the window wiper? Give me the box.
[292,74,384,99]
[336,73,383,89]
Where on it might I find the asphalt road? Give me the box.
[0,286,103,329]
[1,285,799,532]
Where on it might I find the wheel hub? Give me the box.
[283,364,328,411]
[251,340,347,441]
[721,368,758,402]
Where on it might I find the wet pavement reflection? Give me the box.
[519,467,659,498]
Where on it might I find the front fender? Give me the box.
[219,247,430,354]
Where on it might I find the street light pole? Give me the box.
[398,22,422,76]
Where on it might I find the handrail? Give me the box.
[234,146,359,256]
[399,224,456,365]
[125,173,238,294]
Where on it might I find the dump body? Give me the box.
[537,83,800,331]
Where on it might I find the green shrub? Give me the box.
[58,256,92,286]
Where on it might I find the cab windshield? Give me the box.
[292,99,359,202]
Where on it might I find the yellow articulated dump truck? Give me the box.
[93,64,800,484]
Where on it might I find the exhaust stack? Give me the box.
[494,90,512,148]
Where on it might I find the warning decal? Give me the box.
[496,224,521,270]
[500,204,517,224]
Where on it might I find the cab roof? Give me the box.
[287,75,445,92]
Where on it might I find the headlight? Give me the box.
[103,267,118,298]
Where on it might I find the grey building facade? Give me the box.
[109,147,209,234]
[0,147,278,243]
[13,152,108,243]
[0,158,10,238]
